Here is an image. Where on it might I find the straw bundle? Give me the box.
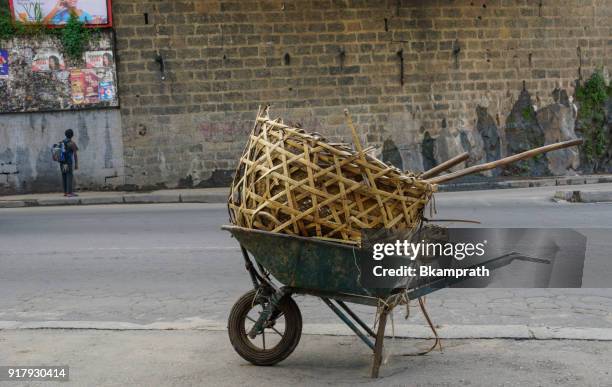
[228,108,436,245]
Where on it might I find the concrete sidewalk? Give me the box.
[1,174,612,208]
[2,329,611,386]
[0,187,229,208]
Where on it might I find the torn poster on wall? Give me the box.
[0,32,118,113]
[99,80,114,101]
[70,67,115,105]
[32,49,65,72]
[69,68,85,104]
[83,69,99,104]
[85,51,113,68]
[0,49,8,79]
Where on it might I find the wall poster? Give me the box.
[0,32,118,113]
[10,0,113,27]
[31,48,65,72]
[0,49,9,79]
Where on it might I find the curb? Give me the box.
[554,189,612,203]
[0,200,26,208]
[79,196,125,205]
[1,320,612,341]
[123,193,180,204]
[1,175,612,208]
[0,192,229,208]
[181,192,228,203]
[438,174,612,192]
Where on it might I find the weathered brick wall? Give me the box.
[112,0,611,189]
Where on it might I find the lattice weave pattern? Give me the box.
[228,109,436,245]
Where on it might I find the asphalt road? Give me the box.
[1,184,612,329]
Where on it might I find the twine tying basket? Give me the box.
[228,107,436,245]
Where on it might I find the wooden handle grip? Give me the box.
[426,139,583,184]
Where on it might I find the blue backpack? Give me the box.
[51,140,69,163]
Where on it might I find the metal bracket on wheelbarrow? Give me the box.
[248,287,290,338]
[240,246,277,292]
[238,245,288,338]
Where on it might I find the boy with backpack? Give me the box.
[51,129,79,197]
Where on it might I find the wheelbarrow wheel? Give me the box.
[228,289,302,366]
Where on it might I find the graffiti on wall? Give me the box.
[0,32,118,113]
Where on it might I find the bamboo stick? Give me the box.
[420,152,470,179]
[426,139,583,184]
[343,109,363,153]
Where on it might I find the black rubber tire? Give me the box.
[228,289,302,366]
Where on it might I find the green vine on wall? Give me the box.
[0,9,15,40]
[60,14,90,60]
[575,71,610,171]
[0,9,94,61]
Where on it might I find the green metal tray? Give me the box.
[223,226,407,299]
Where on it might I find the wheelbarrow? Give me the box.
[222,225,549,377]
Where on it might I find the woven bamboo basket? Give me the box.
[228,107,436,245]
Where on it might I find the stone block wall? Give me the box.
[81,1,612,187]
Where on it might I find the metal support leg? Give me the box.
[322,298,374,350]
[336,300,376,337]
[371,306,389,378]
[240,247,260,289]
